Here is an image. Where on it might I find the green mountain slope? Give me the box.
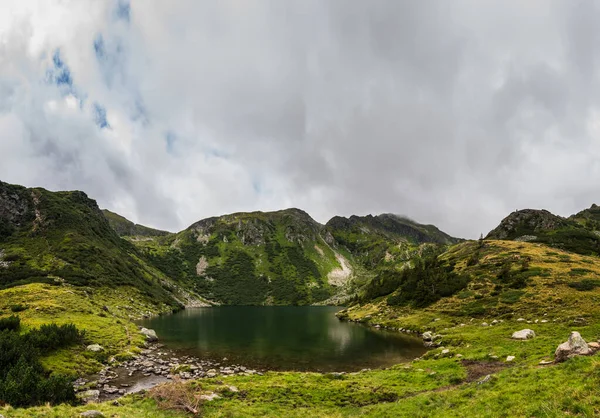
[101,209,170,237]
[485,208,600,256]
[131,209,352,305]
[0,181,186,308]
[326,213,460,267]
[569,203,600,229]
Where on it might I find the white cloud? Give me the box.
[1,0,600,238]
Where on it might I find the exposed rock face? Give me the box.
[511,329,536,340]
[555,331,592,362]
[327,252,352,286]
[140,327,158,342]
[196,256,209,276]
[0,182,34,233]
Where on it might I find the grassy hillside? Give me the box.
[101,209,170,237]
[0,181,188,308]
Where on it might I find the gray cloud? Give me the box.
[1,0,600,238]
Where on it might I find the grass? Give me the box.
[7,239,600,416]
[7,319,600,417]
[0,283,170,376]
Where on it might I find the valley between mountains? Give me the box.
[3,179,600,417]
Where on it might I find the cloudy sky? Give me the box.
[1,1,600,238]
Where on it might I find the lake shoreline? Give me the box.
[76,341,265,403]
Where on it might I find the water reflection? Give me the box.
[138,306,426,372]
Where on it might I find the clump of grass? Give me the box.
[569,268,593,276]
[9,303,27,313]
[568,279,600,291]
[149,379,205,415]
[499,290,525,304]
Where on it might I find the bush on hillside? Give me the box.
[0,316,84,407]
[385,256,470,308]
[359,249,470,308]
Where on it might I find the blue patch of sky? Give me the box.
[131,97,149,125]
[165,131,177,154]
[93,34,105,59]
[93,103,110,129]
[93,34,124,89]
[252,178,263,194]
[49,49,73,88]
[115,0,131,22]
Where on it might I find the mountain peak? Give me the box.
[485,209,571,240]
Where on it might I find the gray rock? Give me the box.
[555,331,592,362]
[511,329,536,340]
[86,344,104,352]
[79,390,100,403]
[422,331,433,341]
[80,411,105,418]
[140,327,158,342]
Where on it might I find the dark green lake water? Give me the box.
[138,306,426,372]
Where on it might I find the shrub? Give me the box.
[0,315,20,332]
[0,318,84,407]
[568,279,600,291]
[383,253,470,308]
[9,304,27,313]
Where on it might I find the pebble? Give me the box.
[75,343,262,402]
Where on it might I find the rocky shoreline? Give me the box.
[75,340,263,403]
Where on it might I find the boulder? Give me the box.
[511,329,536,340]
[589,342,600,350]
[81,412,105,418]
[555,331,592,362]
[506,355,515,362]
[422,331,433,341]
[140,327,158,342]
[86,344,104,352]
[78,390,100,404]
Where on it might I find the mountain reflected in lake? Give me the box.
[138,306,426,372]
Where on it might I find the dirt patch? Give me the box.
[462,360,507,382]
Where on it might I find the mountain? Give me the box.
[101,209,170,237]
[0,180,190,308]
[325,213,460,270]
[569,204,600,230]
[1,179,462,308]
[486,208,600,256]
[131,208,351,306]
